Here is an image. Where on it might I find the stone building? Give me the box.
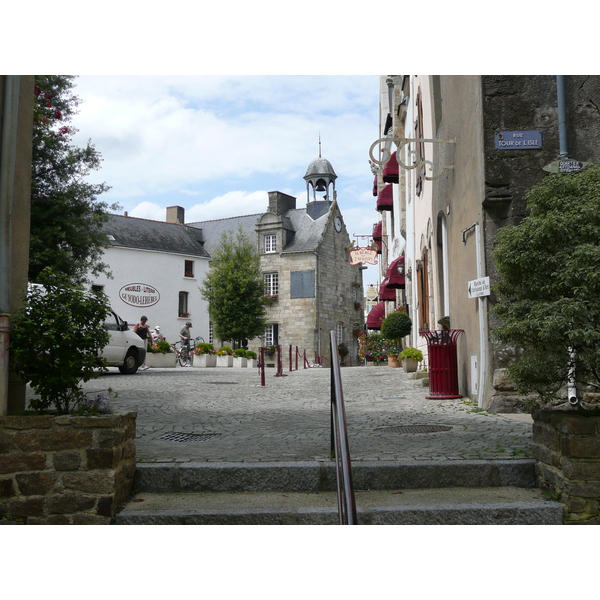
[189,154,364,363]
[371,75,600,408]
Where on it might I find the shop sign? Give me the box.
[543,158,591,174]
[349,247,378,266]
[495,130,542,150]
[119,283,160,307]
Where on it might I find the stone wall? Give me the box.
[532,409,600,524]
[0,412,136,524]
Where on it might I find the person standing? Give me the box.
[179,321,192,354]
[134,315,151,371]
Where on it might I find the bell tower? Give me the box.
[303,136,337,203]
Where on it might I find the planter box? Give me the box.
[403,358,419,373]
[247,359,258,368]
[532,409,600,524]
[388,356,402,368]
[232,357,248,368]
[216,355,233,367]
[146,352,177,368]
[0,412,136,524]
[193,354,216,368]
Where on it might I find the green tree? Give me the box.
[200,227,266,347]
[492,164,600,406]
[10,269,111,414]
[30,75,116,284]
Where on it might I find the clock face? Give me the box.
[334,216,342,232]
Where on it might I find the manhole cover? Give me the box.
[159,432,222,443]
[376,424,452,434]
[205,382,239,385]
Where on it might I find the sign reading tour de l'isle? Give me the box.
[495,130,542,150]
[468,277,490,299]
[119,283,160,307]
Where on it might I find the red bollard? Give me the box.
[259,347,265,386]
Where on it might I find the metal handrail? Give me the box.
[329,331,357,525]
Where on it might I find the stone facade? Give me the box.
[532,409,600,524]
[0,412,136,524]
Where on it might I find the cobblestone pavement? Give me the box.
[45,365,534,464]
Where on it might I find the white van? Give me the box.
[26,284,145,374]
[102,310,146,374]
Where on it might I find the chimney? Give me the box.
[166,206,185,224]
[268,191,296,215]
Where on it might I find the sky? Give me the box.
[69,75,384,285]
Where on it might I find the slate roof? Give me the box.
[187,214,262,256]
[187,204,333,256]
[102,214,211,259]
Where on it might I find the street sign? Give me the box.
[495,130,542,150]
[543,158,591,174]
[468,277,490,299]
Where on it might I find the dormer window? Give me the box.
[265,234,277,253]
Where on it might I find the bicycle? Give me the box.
[170,341,193,367]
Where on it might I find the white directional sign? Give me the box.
[468,276,490,299]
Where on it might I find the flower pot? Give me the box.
[233,357,248,368]
[388,356,402,368]
[403,358,419,373]
[193,354,216,367]
[146,353,177,368]
[247,358,258,368]
[216,355,233,367]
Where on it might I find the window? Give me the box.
[264,272,279,296]
[416,247,430,331]
[336,322,344,344]
[91,284,104,293]
[264,324,279,346]
[209,321,214,344]
[178,291,189,317]
[290,270,315,298]
[184,260,194,278]
[265,234,277,253]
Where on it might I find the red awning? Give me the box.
[366,302,386,330]
[372,221,383,254]
[383,151,399,184]
[372,175,378,197]
[372,221,382,240]
[384,256,405,288]
[378,278,396,301]
[377,183,393,211]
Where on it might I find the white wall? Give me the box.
[91,246,210,345]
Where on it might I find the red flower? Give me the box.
[54,110,62,119]
[34,86,41,96]
[44,92,52,100]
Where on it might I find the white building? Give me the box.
[89,207,211,345]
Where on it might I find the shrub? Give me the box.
[381,310,412,343]
[217,346,233,356]
[10,269,111,414]
[246,350,257,359]
[234,348,247,357]
[194,342,215,355]
[149,340,171,354]
[399,347,423,362]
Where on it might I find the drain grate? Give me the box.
[159,432,222,443]
[376,424,452,434]
[205,382,239,385]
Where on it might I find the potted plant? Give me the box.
[399,347,424,373]
[381,309,412,368]
[216,346,234,367]
[192,342,216,368]
[233,348,248,368]
[146,340,177,368]
[264,345,277,366]
[358,333,388,365]
[246,350,258,368]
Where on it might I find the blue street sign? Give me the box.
[495,130,542,150]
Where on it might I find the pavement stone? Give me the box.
[26,364,534,464]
